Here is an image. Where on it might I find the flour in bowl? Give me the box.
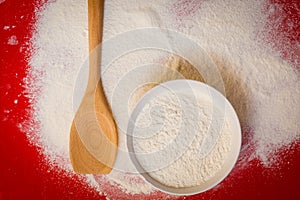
[132,89,232,187]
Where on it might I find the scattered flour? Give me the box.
[101,0,300,167]
[8,35,18,45]
[3,25,10,30]
[25,0,158,198]
[24,0,300,199]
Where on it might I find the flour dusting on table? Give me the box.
[23,0,300,199]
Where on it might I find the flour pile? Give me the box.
[24,0,300,199]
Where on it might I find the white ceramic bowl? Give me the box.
[127,80,241,195]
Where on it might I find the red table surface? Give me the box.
[0,0,299,199]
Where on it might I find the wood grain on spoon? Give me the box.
[69,0,118,174]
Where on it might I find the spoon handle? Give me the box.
[88,0,104,52]
[86,0,104,92]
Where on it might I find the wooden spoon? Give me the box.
[69,0,118,174]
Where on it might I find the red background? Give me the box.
[0,0,299,199]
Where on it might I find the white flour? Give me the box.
[132,89,231,188]
[8,35,18,45]
[23,0,300,199]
